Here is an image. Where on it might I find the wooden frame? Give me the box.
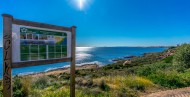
[12,58,71,68]
[2,14,76,97]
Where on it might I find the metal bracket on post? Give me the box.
[2,14,13,97]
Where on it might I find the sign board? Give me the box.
[2,14,76,97]
[12,25,71,63]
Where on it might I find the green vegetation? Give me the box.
[13,76,29,97]
[0,81,2,97]
[0,44,190,97]
[163,55,173,63]
[173,44,190,68]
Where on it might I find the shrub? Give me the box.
[124,76,154,92]
[0,80,2,86]
[29,89,42,97]
[179,70,190,86]
[137,62,173,76]
[21,77,32,96]
[173,44,190,68]
[99,80,110,91]
[131,52,162,66]
[50,82,62,90]
[76,87,105,97]
[175,65,186,73]
[76,77,94,88]
[13,76,28,97]
[32,76,49,89]
[89,87,103,96]
[41,86,70,97]
[59,73,70,80]
[94,75,154,93]
[48,74,57,79]
[0,80,2,96]
[85,79,94,87]
[42,86,107,97]
[163,56,173,63]
[0,85,2,97]
[148,71,186,88]
[117,87,138,97]
[14,89,27,97]
[137,66,153,76]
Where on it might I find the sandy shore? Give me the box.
[24,64,99,77]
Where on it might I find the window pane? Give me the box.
[56,53,61,58]
[39,45,46,53]
[30,45,38,53]
[48,53,55,59]
[20,54,30,61]
[62,52,67,57]
[48,45,55,52]
[21,45,29,53]
[56,46,61,52]
[39,53,46,59]
[30,54,38,60]
[62,46,67,53]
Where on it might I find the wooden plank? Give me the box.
[12,58,71,68]
[2,14,13,97]
[13,19,71,32]
[70,26,76,97]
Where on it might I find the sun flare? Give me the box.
[75,0,92,10]
[68,0,92,11]
[79,0,85,10]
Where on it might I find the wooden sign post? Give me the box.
[2,14,13,97]
[2,14,76,97]
[70,26,76,97]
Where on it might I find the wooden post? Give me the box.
[2,14,13,97]
[70,26,76,97]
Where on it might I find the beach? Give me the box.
[25,64,99,77]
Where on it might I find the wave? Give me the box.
[76,61,103,66]
[18,72,35,76]
[44,61,103,72]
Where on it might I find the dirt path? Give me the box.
[142,87,190,97]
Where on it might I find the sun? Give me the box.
[78,0,85,10]
[77,0,86,10]
[68,0,92,11]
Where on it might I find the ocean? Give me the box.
[0,47,167,79]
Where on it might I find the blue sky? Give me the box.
[0,0,190,47]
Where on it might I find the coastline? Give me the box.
[23,64,99,77]
[21,55,132,78]
[0,47,167,79]
[21,56,132,78]
[13,51,165,78]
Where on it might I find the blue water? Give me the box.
[0,47,167,79]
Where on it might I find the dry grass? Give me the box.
[94,75,154,91]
